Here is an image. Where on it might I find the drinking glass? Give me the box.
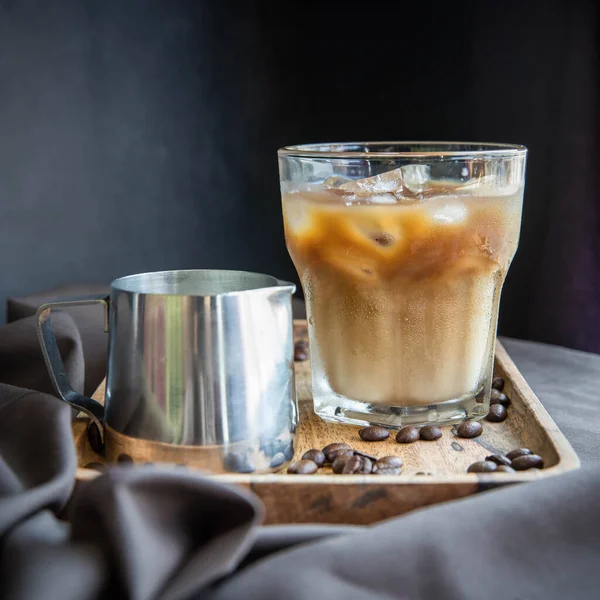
[278,142,526,427]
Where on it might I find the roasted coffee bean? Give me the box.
[259,440,275,458]
[271,438,294,460]
[269,438,284,456]
[354,450,378,462]
[287,459,318,474]
[322,442,353,462]
[359,426,390,442]
[342,455,372,475]
[492,377,505,391]
[419,425,442,441]
[396,426,420,444]
[117,453,133,464]
[373,465,402,475]
[378,456,403,467]
[486,404,508,422]
[486,454,512,467]
[283,443,295,461]
[373,456,403,475]
[270,452,286,468]
[456,421,483,439]
[302,449,326,467]
[506,448,532,460]
[490,389,511,407]
[294,340,309,361]
[512,454,544,471]
[332,451,355,474]
[84,462,105,472]
[467,461,498,473]
[270,439,284,454]
[224,452,255,473]
[495,465,516,473]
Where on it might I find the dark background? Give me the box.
[0,0,598,352]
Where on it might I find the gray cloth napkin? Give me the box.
[501,337,600,466]
[1,291,600,599]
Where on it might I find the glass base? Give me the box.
[314,389,489,429]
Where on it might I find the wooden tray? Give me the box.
[74,320,580,525]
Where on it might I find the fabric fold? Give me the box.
[69,468,264,600]
[0,386,76,535]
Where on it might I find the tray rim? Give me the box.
[75,320,580,485]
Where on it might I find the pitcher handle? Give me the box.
[36,295,110,451]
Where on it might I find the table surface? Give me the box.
[500,337,600,466]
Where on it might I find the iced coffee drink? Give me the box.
[279,143,526,427]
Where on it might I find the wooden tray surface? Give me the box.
[73,320,579,525]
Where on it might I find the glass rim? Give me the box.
[278,141,527,159]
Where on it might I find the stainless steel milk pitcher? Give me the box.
[37,270,298,473]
